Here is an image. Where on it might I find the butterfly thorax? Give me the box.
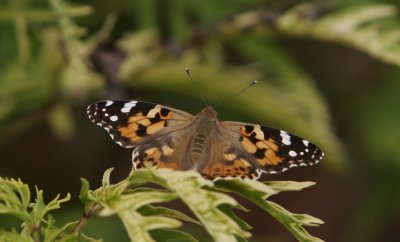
[189,107,219,166]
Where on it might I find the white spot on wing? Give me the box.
[105,101,113,106]
[289,150,297,157]
[303,140,309,146]
[110,115,118,121]
[121,101,138,113]
[280,131,291,145]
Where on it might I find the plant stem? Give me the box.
[32,224,41,242]
[72,204,100,234]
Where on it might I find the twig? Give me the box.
[31,224,41,242]
[72,204,101,234]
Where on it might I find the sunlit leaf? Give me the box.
[278,4,400,67]
[131,168,251,242]
[216,179,324,242]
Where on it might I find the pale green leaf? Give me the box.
[150,229,199,242]
[28,188,70,231]
[138,205,201,226]
[79,178,92,207]
[136,168,251,242]
[0,177,30,221]
[42,215,79,242]
[0,229,33,242]
[101,167,115,187]
[218,204,252,231]
[118,210,181,242]
[278,4,400,67]
[216,179,324,242]
[86,169,183,242]
[265,201,324,242]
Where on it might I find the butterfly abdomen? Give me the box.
[188,110,220,166]
[189,134,210,164]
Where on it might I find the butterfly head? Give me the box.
[200,106,217,118]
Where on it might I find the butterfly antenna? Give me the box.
[185,67,208,107]
[216,80,258,108]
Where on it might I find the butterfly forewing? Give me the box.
[221,121,324,174]
[87,100,192,148]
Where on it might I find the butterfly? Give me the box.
[87,100,324,180]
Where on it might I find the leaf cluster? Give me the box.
[0,168,324,242]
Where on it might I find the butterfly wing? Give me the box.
[88,100,196,169]
[87,100,193,148]
[219,121,324,175]
[131,128,196,170]
[200,137,262,179]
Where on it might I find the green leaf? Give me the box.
[85,169,183,242]
[150,229,198,242]
[116,207,181,242]
[133,168,251,242]
[101,167,115,187]
[138,205,201,226]
[0,229,33,242]
[218,204,252,231]
[0,177,72,241]
[216,179,324,242]
[0,177,30,221]
[27,188,70,232]
[264,201,324,242]
[42,215,82,242]
[278,4,400,67]
[79,178,92,209]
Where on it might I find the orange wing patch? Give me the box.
[133,145,180,170]
[258,149,283,166]
[201,156,259,179]
[241,136,257,154]
[117,107,173,142]
[239,125,284,167]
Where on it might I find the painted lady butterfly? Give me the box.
[87,100,324,180]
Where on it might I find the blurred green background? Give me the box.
[1,0,400,241]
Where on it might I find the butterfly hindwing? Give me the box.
[87,100,192,148]
[222,122,324,174]
[200,143,261,179]
[132,132,191,171]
